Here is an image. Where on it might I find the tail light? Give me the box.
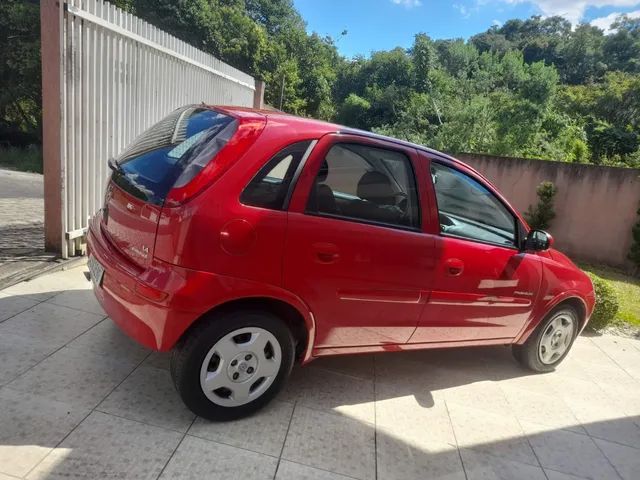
[164,118,265,207]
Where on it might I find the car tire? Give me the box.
[170,309,295,421]
[512,305,579,373]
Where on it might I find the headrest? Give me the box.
[357,171,395,205]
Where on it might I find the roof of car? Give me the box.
[217,105,462,166]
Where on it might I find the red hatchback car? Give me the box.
[88,105,595,420]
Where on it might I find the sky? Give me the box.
[293,0,640,57]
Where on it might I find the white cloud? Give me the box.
[391,0,423,7]
[590,9,640,31]
[492,18,504,25]
[454,2,481,17]
[454,3,471,17]
[495,1,640,24]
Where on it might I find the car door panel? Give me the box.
[411,235,542,343]
[284,134,436,349]
[410,154,543,343]
[284,212,435,347]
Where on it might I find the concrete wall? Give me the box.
[454,153,640,268]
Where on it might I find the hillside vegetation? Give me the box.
[2,0,640,167]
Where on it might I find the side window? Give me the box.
[306,143,420,229]
[431,162,516,247]
[241,141,312,210]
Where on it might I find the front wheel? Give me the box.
[171,310,294,421]
[512,306,578,373]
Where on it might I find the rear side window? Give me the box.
[111,106,237,205]
[306,143,420,229]
[240,141,312,210]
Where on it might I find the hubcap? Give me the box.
[199,327,282,407]
[538,313,575,365]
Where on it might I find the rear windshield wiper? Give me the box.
[108,157,125,175]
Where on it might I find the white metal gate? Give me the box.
[42,0,259,257]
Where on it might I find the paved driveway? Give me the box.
[0,168,44,254]
[1,264,639,480]
[0,169,55,287]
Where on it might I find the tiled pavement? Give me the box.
[1,264,640,479]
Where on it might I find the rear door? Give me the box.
[284,134,437,349]
[101,106,237,268]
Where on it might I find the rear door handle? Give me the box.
[445,258,464,277]
[317,252,340,263]
[313,242,340,264]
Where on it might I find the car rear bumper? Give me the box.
[87,212,208,351]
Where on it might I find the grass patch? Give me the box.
[0,146,43,173]
[581,263,640,327]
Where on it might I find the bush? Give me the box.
[0,145,43,173]
[525,181,557,230]
[586,273,620,331]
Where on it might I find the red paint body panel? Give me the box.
[88,211,316,356]
[283,134,436,347]
[410,234,543,343]
[102,184,161,268]
[87,106,595,364]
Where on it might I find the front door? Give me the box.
[284,135,437,349]
[410,158,543,343]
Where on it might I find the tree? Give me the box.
[337,94,371,129]
[411,33,437,93]
[558,24,606,84]
[603,16,640,73]
[3,3,640,169]
[525,182,558,230]
[0,0,41,145]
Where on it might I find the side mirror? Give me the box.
[524,230,554,252]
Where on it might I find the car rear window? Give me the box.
[110,106,237,205]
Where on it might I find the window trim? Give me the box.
[304,141,422,233]
[430,160,521,250]
[283,140,317,210]
[306,210,424,233]
[239,140,315,211]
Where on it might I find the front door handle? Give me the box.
[313,242,340,264]
[445,258,464,277]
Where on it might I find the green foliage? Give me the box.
[586,273,621,331]
[525,181,557,230]
[0,0,41,145]
[337,94,371,130]
[629,205,640,274]
[2,2,640,168]
[0,146,43,173]
[411,33,437,93]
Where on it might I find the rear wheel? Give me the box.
[171,309,294,421]
[512,306,578,372]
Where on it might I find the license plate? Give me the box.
[88,255,105,287]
